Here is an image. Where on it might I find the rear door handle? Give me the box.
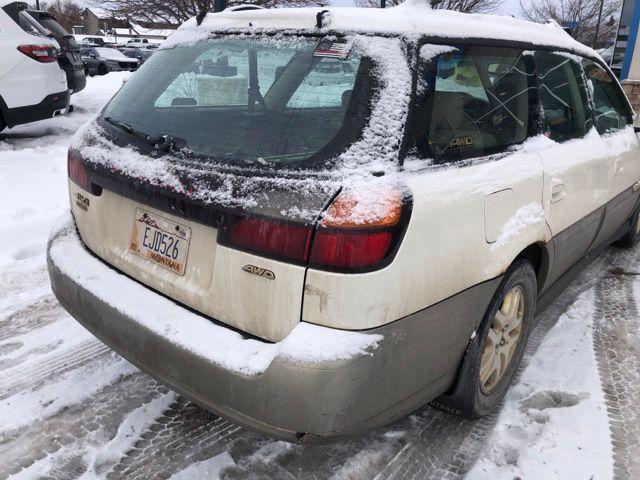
[615,160,624,176]
[551,183,567,203]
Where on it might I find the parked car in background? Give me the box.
[50,5,640,442]
[28,9,85,93]
[0,0,69,132]
[126,37,151,46]
[122,47,154,65]
[80,36,104,47]
[81,46,139,75]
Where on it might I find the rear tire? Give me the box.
[430,259,537,418]
[614,210,640,249]
[98,64,108,76]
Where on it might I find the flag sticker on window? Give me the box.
[313,41,350,59]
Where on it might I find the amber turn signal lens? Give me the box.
[321,189,404,229]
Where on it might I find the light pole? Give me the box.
[593,0,605,49]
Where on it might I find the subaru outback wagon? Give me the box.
[48,3,640,442]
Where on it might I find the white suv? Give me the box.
[0,0,69,132]
[48,5,640,442]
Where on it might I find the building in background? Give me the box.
[611,0,635,74]
[73,7,174,41]
[619,0,640,113]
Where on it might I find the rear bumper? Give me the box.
[3,91,70,128]
[47,213,499,442]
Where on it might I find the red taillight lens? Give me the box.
[225,216,313,264]
[219,189,411,273]
[68,150,90,191]
[309,189,409,272]
[310,230,393,270]
[17,44,58,63]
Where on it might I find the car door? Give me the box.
[582,59,640,247]
[535,51,609,286]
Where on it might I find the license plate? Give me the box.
[129,209,191,275]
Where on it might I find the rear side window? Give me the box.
[2,4,48,37]
[412,46,536,163]
[534,52,591,142]
[583,59,630,134]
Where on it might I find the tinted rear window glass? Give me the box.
[37,15,69,37]
[535,52,591,142]
[413,46,535,163]
[101,36,371,168]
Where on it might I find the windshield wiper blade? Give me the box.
[104,116,139,136]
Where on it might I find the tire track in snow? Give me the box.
[0,340,109,401]
[593,246,640,480]
[108,398,244,480]
[0,373,166,480]
[0,294,67,342]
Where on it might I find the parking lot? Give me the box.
[0,73,639,480]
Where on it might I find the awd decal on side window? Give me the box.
[449,136,475,149]
[242,265,276,280]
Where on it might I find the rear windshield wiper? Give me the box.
[104,116,185,152]
[104,116,146,139]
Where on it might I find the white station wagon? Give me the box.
[48,3,640,442]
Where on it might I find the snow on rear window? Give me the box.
[74,34,412,223]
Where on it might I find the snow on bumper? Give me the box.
[48,212,434,441]
[48,213,382,377]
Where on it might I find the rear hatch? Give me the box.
[70,33,380,341]
[27,10,86,92]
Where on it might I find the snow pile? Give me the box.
[469,290,613,479]
[49,212,383,376]
[0,72,131,268]
[491,203,546,250]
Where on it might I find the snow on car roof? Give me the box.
[164,0,598,59]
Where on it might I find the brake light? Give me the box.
[224,216,313,264]
[309,189,409,272]
[17,44,58,63]
[68,150,90,191]
[219,189,410,273]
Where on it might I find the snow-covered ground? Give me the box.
[1,72,639,479]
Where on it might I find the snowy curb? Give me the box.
[48,212,383,377]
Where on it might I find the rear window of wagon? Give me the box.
[100,35,375,169]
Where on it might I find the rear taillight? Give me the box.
[222,216,313,264]
[309,189,409,272]
[220,188,411,273]
[68,150,90,191]
[17,44,58,63]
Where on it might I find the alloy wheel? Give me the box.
[480,285,525,393]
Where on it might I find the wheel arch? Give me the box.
[514,242,552,295]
